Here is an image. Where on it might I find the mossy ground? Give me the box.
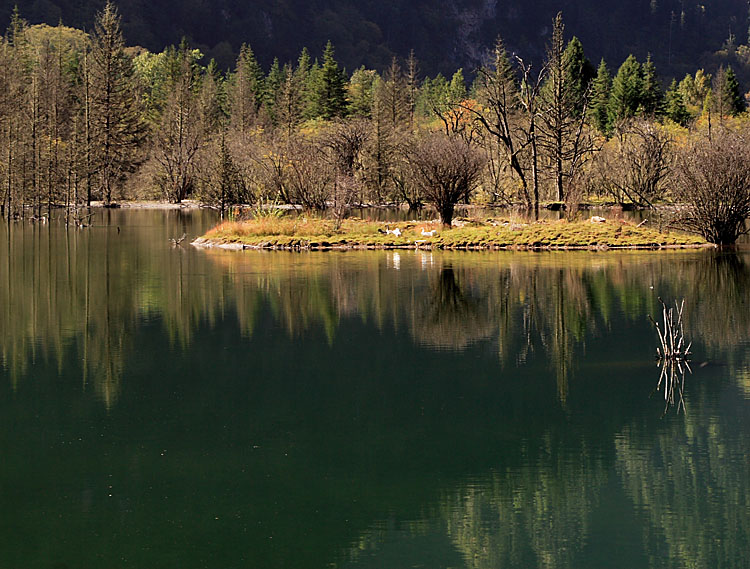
[198,216,707,250]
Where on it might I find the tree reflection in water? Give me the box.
[412,265,494,350]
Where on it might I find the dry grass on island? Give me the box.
[194,215,708,251]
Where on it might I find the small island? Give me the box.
[193,216,708,251]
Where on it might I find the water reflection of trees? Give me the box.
[616,401,750,568]
[442,438,607,569]
[4,218,750,407]
[0,211,227,406]
[344,434,608,569]
[411,266,495,350]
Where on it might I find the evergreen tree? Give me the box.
[294,47,315,120]
[665,78,690,126]
[198,59,227,133]
[640,54,663,116]
[589,59,611,134]
[347,66,377,117]
[722,66,745,116]
[562,36,594,117]
[276,62,305,137]
[538,13,594,202]
[607,55,642,126]
[405,49,419,128]
[228,43,265,131]
[265,57,283,115]
[316,41,347,120]
[304,59,323,119]
[449,68,468,101]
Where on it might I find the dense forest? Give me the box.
[2,2,750,243]
[3,0,750,79]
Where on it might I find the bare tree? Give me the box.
[467,37,533,209]
[537,13,594,204]
[674,128,750,244]
[408,134,484,226]
[515,56,546,218]
[593,120,671,207]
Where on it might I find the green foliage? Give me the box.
[665,79,691,126]
[347,66,377,117]
[721,66,745,116]
[608,55,642,126]
[315,40,348,120]
[228,43,265,130]
[639,54,663,116]
[562,36,594,117]
[590,59,612,134]
[449,68,467,101]
[264,57,283,113]
[89,0,146,203]
[678,69,711,113]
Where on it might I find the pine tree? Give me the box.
[723,66,745,116]
[276,63,305,137]
[378,56,407,127]
[640,54,663,116]
[228,44,265,131]
[295,47,317,120]
[405,50,419,128]
[590,59,611,134]
[562,36,594,117]
[88,0,145,204]
[347,66,377,117]
[448,68,467,101]
[304,59,323,119]
[665,78,690,126]
[199,59,227,133]
[608,55,642,126]
[264,57,283,116]
[317,41,348,120]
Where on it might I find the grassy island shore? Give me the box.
[193,216,709,251]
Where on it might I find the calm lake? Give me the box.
[1,209,749,569]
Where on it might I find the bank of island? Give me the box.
[192,216,710,251]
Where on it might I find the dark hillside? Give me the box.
[2,0,748,79]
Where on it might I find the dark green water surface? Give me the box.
[1,210,749,568]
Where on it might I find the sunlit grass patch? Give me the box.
[200,215,707,250]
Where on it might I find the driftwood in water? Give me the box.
[170,233,187,246]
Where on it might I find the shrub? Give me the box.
[674,128,750,245]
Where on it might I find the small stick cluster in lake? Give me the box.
[650,298,691,361]
[650,297,692,415]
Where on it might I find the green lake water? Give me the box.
[1,209,749,568]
